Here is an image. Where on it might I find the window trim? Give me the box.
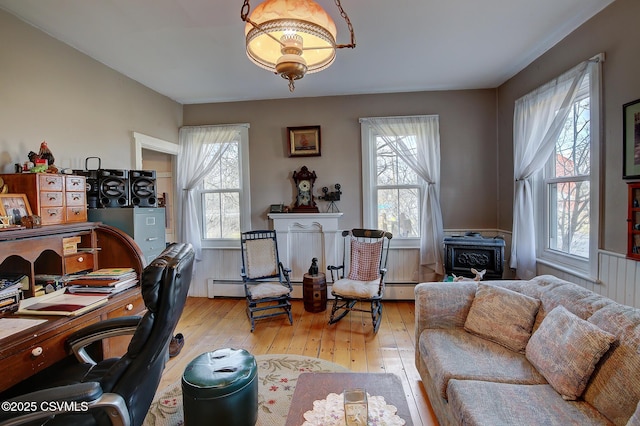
[535,57,602,279]
[199,125,251,249]
[361,122,420,249]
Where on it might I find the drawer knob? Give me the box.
[125,304,134,311]
[31,347,43,357]
[77,256,84,262]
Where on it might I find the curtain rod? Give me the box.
[359,114,439,123]
[180,123,250,130]
[590,53,605,63]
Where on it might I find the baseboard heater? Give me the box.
[207,279,416,300]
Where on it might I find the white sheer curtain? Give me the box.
[510,60,591,279]
[176,125,239,261]
[363,116,444,277]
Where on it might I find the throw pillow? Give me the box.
[525,305,616,400]
[464,283,541,352]
[347,238,383,282]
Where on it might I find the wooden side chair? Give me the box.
[327,228,392,333]
[240,230,293,332]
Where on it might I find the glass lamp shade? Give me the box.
[245,0,338,75]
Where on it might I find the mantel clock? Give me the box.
[292,166,319,213]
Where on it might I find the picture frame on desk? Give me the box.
[0,193,32,226]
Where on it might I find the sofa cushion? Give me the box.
[419,328,546,399]
[583,304,640,425]
[529,275,614,332]
[448,380,614,426]
[526,305,616,401]
[464,283,540,352]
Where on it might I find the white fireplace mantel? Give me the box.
[268,213,343,281]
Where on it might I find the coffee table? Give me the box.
[285,372,413,425]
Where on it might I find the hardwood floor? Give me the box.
[158,297,438,425]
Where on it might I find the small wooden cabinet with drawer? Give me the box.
[0,173,87,225]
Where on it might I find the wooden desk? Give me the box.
[0,222,146,392]
[0,288,144,392]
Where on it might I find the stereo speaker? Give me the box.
[129,170,157,207]
[98,169,129,208]
[72,169,100,209]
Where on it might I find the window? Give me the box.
[374,136,421,238]
[202,141,241,239]
[361,116,441,247]
[197,126,250,247]
[537,61,601,277]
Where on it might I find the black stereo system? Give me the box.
[129,169,157,207]
[98,169,129,208]
[72,165,157,209]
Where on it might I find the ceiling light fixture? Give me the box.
[241,0,356,92]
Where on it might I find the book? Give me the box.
[85,268,135,278]
[67,269,136,287]
[17,289,108,316]
[67,278,138,294]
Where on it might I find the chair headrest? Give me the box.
[140,243,194,312]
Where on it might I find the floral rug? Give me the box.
[143,354,348,426]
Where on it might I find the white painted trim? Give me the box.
[132,132,179,170]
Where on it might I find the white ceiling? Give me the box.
[0,0,615,105]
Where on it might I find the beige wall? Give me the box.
[3,0,634,256]
[184,89,498,232]
[0,9,182,174]
[497,0,640,255]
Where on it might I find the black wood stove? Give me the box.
[444,232,505,280]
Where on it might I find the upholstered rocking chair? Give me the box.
[327,229,392,333]
[240,230,293,332]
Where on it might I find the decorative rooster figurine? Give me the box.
[38,141,55,168]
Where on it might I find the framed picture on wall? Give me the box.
[288,126,321,157]
[623,98,640,179]
[0,194,32,226]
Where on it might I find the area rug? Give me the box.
[143,354,348,426]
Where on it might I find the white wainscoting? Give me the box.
[194,228,514,300]
[537,250,640,308]
[191,230,639,308]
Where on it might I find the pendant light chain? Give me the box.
[240,0,250,22]
[334,0,356,49]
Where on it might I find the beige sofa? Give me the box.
[414,275,640,426]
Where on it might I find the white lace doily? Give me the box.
[302,392,406,426]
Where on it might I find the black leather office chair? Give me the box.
[0,243,194,426]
